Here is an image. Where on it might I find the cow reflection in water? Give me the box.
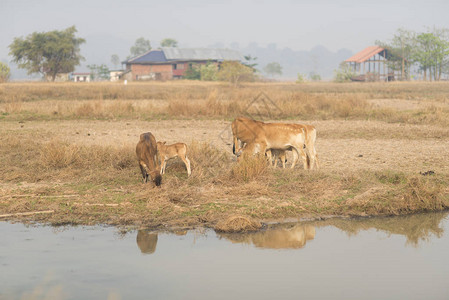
[136,230,158,254]
[218,225,316,250]
[136,230,188,254]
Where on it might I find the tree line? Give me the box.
[3,26,282,84]
[5,26,181,82]
[376,27,449,81]
[10,25,446,83]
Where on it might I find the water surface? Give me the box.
[1,212,448,300]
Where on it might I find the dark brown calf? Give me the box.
[136,132,162,186]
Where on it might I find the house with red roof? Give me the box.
[121,47,244,81]
[345,46,399,81]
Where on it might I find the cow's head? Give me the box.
[156,141,166,152]
[149,170,162,187]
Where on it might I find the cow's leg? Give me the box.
[300,147,309,169]
[291,148,298,169]
[139,162,151,183]
[258,142,268,158]
[314,153,319,169]
[266,149,275,167]
[308,147,318,170]
[233,136,240,155]
[273,153,278,168]
[161,159,166,174]
[280,151,286,169]
[182,156,191,176]
[139,164,147,183]
[291,147,307,169]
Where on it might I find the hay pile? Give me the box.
[214,215,262,233]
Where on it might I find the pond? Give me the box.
[1,212,449,300]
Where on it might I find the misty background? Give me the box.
[1,0,449,80]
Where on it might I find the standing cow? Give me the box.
[231,117,319,169]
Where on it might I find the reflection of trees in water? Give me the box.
[217,224,316,250]
[314,212,448,247]
[136,230,158,254]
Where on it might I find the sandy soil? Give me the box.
[5,118,449,175]
[368,98,449,110]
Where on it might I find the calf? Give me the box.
[136,132,162,186]
[268,149,287,168]
[157,142,191,177]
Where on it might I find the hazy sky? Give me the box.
[1,0,449,60]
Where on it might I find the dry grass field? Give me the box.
[1,81,449,230]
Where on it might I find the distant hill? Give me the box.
[223,43,353,80]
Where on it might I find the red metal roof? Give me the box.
[345,46,385,63]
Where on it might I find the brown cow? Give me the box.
[231,117,319,169]
[136,132,162,186]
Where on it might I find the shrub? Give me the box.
[0,62,10,83]
[184,63,201,80]
[296,73,306,83]
[309,73,321,81]
[334,62,356,83]
[200,62,218,81]
[217,61,255,86]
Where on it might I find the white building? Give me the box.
[72,72,91,82]
[109,70,124,82]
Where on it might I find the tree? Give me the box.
[0,62,10,83]
[244,55,258,69]
[413,33,436,81]
[130,37,151,57]
[160,38,178,47]
[111,54,121,69]
[264,62,282,77]
[309,72,321,81]
[431,28,449,81]
[87,64,110,81]
[200,62,218,81]
[9,26,85,81]
[413,28,449,81]
[216,61,255,86]
[296,73,306,84]
[376,28,416,80]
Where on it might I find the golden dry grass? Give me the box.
[1,81,449,228]
[214,215,262,233]
[230,153,269,182]
[1,81,449,126]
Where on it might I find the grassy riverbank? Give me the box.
[1,81,449,229]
